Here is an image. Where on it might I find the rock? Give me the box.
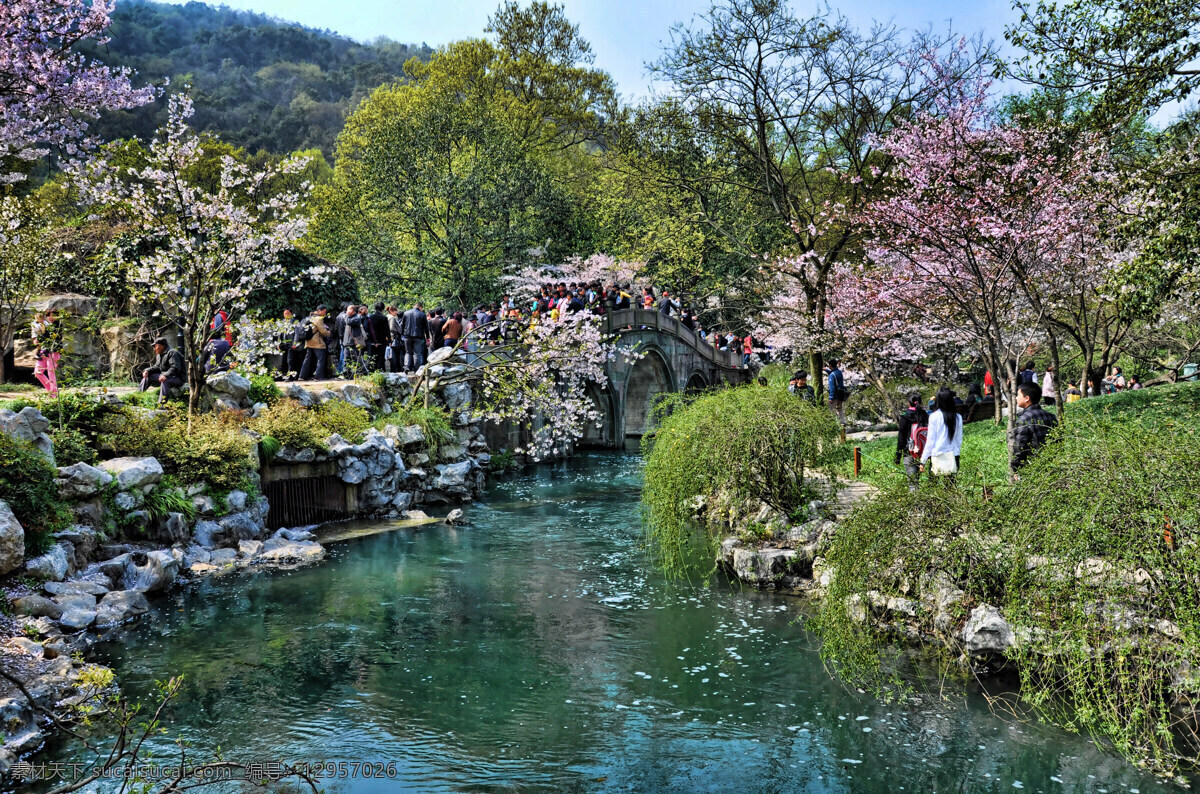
[277,445,319,463]
[391,492,413,513]
[26,543,72,581]
[97,552,131,582]
[94,590,150,628]
[6,637,44,657]
[160,512,190,544]
[121,550,179,593]
[317,389,340,404]
[442,382,472,410]
[238,540,262,557]
[51,592,97,611]
[208,548,239,565]
[55,462,113,499]
[207,371,251,401]
[273,528,316,542]
[730,548,798,586]
[339,383,371,409]
[72,499,106,528]
[213,397,241,413]
[426,346,458,366]
[11,595,63,620]
[0,408,36,442]
[256,540,325,564]
[124,510,150,533]
[406,452,430,468]
[53,526,99,568]
[961,604,1016,655]
[338,459,368,484]
[283,384,317,408]
[385,424,426,448]
[43,579,108,597]
[182,545,211,567]
[192,495,218,517]
[99,457,164,491]
[113,490,142,511]
[403,509,431,521]
[59,608,97,631]
[217,511,261,542]
[225,490,248,511]
[435,461,473,490]
[18,406,50,435]
[445,509,464,525]
[192,520,222,548]
[250,402,268,418]
[0,500,24,575]
[437,444,467,462]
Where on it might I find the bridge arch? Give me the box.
[579,382,617,447]
[685,370,710,393]
[623,346,675,437]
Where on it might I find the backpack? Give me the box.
[300,320,315,342]
[907,420,928,460]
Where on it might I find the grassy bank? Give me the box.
[817,381,1200,779]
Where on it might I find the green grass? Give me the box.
[846,381,1200,490]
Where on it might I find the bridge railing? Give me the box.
[601,309,744,370]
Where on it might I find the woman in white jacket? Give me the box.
[920,387,963,480]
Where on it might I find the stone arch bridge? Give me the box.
[578,308,750,447]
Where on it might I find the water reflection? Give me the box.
[24,453,1173,793]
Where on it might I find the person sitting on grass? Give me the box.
[1012,381,1058,476]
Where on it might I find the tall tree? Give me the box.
[0,192,56,381]
[648,0,991,376]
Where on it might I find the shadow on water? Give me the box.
[17,452,1177,793]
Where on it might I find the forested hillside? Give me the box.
[81,0,432,155]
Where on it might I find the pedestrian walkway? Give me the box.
[807,472,878,517]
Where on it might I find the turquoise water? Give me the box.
[30,453,1173,792]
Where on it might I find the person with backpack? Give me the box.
[920,387,963,482]
[298,305,331,381]
[895,392,929,492]
[827,358,847,424]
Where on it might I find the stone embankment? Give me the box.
[0,357,489,771]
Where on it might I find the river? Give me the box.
[28,452,1172,792]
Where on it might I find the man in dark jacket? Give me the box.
[1012,381,1058,474]
[401,302,429,372]
[367,302,390,372]
[895,392,928,492]
[139,337,187,404]
[428,309,446,352]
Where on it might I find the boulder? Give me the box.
[442,382,472,411]
[406,453,431,468]
[435,461,473,490]
[256,540,325,564]
[426,346,457,366]
[217,511,261,542]
[6,637,44,657]
[238,540,262,557]
[72,499,106,528]
[192,495,218,517]
[385,424,426,448]
[207,371,251,401]
[94,590,150,628]
[275,445,317,464]
[338,459,368,484]
[159,512,190,544]
[99,457,164,491]
[225,490,248,511]
[55,462,114,500]
[26,543,72,582]
[182,545,211,567]
[339,383,371,409]
[121,550,179,593]
[437,444,468,462]
[444,509,464,525]
[52,526,99,568]
[59,608,97,631]
[11,595,63,620]
[212,397,241,413]
[113,490,142,511]
[192,520,222,548]
[208,548,239,565]
[0,408,37,442]
[44,579,108,597]
[273,528,316,542]
[0,500,24,575]
[730,548,797,585]
[391,492,413,513]
[283,384,317,408]
[961,604,1016,655]
[403,509,431,521]
[33,433,55,465]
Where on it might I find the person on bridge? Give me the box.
[401,302,429,372]
[442,312,463,349]
[742,335,753,367]
[657,290,680,318]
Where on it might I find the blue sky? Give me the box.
[153,0,1022,102]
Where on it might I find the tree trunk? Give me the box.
[1048,333,1064,422]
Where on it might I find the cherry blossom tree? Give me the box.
[0,0,154,181]
[417,310,641,460]
[78,94,326,423]
[0,194,57,381]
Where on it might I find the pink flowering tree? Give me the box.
[78,94,325,422]
[502,253,642,304]
[0,0,154,181]
[420,310,642,460]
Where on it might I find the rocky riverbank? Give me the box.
[0,364,491,773]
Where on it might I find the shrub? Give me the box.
[379,405,454,454]
[641,384,844,574]
[144,477,198,524]
[247,373,283,407]
[249,399,330,452]
[0,434,70,555]
[50,426,97,466]
[102,408,255,493]
[314,400,371,439]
